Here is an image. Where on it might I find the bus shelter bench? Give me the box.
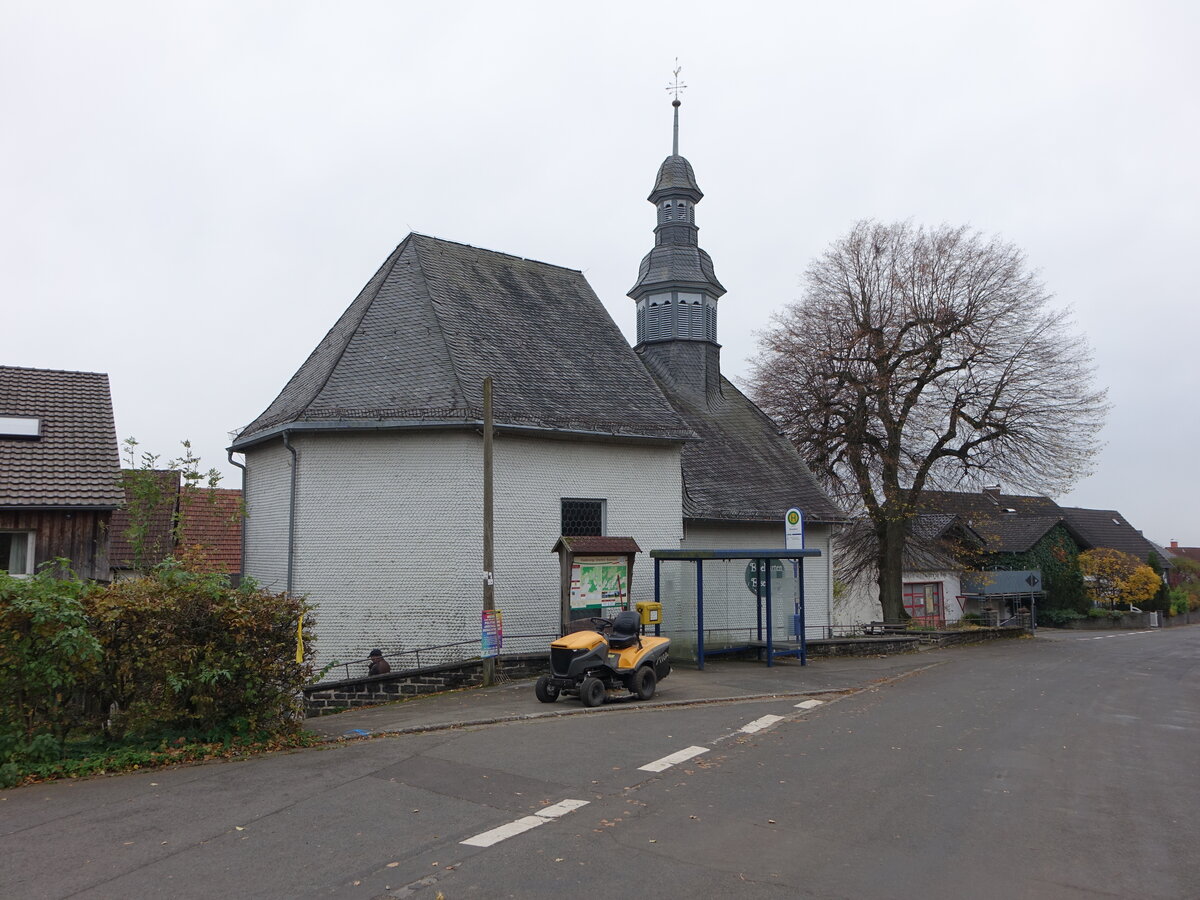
[864,621,909,636]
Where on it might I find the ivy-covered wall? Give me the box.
[983,525,1087,612]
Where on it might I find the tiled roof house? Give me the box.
[909,487,1171,613]
[109,469,180,571]
[1058,507,1164,566]
[231,103,842,666]
[110,471,242,576]
[0,366,123,579]
[177,487,243,574]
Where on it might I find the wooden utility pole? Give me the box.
[482,376,495,686]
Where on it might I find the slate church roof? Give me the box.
[652,373,844,524]
[0,366,123,508]
[234,234,694,448]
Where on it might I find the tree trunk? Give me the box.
[876,516,909,623]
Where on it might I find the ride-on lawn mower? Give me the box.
[535,610,671,707]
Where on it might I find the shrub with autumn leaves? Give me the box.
[1077,548,1162,610]
[1,558,313,785]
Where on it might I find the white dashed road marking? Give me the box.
[795,699,825,710]
[1079,630,1157,641]
[536,798,590,818]
[461,816,546,848]
[638,746,709,772]
[460,799,590,848]
[740,714,785,734]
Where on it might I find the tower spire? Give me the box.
[666,60,687,156]
[629,65,726,397]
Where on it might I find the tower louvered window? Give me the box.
[677,293,703,340]
[646,293,673,341]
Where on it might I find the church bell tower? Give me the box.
[629,77,726,397]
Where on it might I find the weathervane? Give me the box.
[666,59,686,155]
[665,59,687,105]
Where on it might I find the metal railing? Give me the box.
[311,632,560,686]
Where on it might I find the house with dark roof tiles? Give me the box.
[0,366,122,580]
[1058,507,1163,566]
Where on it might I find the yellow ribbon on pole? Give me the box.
[295,611,305,663]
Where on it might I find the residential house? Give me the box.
[1163,540,1199,589]
[110,469,242,578]
[838,514,986,626]
[1165,540,1200,565]
[836,487,1095,626]
[918,488,1088,613]
[1058,507,1167,566]
[0,366,123,580]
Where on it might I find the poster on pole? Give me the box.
[481,609,503,658]
[569,555,629,620]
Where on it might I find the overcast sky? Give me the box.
[2,1,1196,544]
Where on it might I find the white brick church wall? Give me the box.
[242,440,291,592]
[243,430,682,669]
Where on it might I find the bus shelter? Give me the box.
[650,548,823,669]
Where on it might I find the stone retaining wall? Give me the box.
[925,627,1028,647]
[806,636,921,657]
[1159,611,1198,627]
[1058,612,1159,630]
[303,654,547,716]
[808,626,1026,657]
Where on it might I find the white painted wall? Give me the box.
[244,429,682,668]
[242,440,291,592]
[837,568,966,626]
[837,572,882,627]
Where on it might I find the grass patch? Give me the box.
[3,729,323,789]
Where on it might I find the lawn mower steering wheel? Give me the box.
[586,616,612,631]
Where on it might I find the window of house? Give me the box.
[0,416,41,439]
[903,582,943,621]
[0,532,34,576]
[561,499,605,537]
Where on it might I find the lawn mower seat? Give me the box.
[607,610,642,649]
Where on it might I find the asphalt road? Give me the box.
[3,628,1197,899]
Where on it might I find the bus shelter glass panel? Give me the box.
[655,557,806,663]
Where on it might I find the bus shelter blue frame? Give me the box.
[650,548,823,669]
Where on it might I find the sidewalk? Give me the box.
[303,650,946,741]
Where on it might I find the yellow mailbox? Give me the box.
[636,601,663,626]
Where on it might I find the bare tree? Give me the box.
[751,220,1108,622]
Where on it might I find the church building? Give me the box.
[231,100,843,667]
